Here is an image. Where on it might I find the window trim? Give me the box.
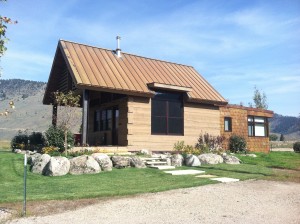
[224,117,232,132]
[248,116,269,137]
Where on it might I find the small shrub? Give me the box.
[11,130,29,151]
[269,134,278,141]
[293,142,300,153]
[45,126,74,151]
[173,141,185,151]
[195,133,225,154]
[229,135,247,153]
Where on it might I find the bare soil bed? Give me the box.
[5,180,300,224]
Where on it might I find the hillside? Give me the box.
[0,79,81,141]
[0,79,299,141]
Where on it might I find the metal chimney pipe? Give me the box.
[116,36,121,58]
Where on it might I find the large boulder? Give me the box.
[185,154,201,167]
[171,154,184,167]
[222,154,241,164]
[198,153,224,165]
[69,155,101,175]
[111,156,131,169]
[31,154,51,174]
[44,156,70,176]
[27,153,42,166]
[91,153,113,171]
[130,156,146,168]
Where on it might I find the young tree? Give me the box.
[53,91,81,155]
[251,86,268,109]
[279,134,285,141]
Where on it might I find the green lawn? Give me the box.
[0,151,299,203]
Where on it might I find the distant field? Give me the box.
[0,140,10,151]
[270,141,295,149]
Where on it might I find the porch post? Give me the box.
[52,104,57,127]
[82,89,89,145]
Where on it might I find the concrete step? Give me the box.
[149,165,176,170]
[141,157,164,161]
[164,170,205,175]
[210,177,240,183]
[146,161,167,165]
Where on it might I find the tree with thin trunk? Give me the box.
[249,86,268,109]
[53,91,80,155]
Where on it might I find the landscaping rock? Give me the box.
[69,155,101,175]
[111,156,131,169]
[185,154,201,166]
[27,153,42,166]
[198,153,223,165]
[44,156,70,176]
[91,153,113,171]
[171,154,184,167]
[14,149,22,153]
[222,154,241,164]
[140,149,151,155]
[130,156,146,168]
[31,154,51,174]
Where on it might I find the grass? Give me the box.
[0,151,299,205]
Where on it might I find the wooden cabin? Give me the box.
[43,39,273,152]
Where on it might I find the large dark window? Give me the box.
[151,92,183,135]
[248,116,268,137]
[94,109,112,132]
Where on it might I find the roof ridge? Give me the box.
[59,39,194,68]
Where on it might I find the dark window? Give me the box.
[224,117,232,132]
[248,116,269,137]
[94,109,113,132]
[151,92,183,135]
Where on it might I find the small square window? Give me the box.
[224,117,232,132]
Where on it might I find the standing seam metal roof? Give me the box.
[46,39,227,104]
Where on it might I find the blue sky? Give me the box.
[1,0,300,116]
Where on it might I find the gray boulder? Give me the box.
[69,155,101,175]
[31,154,51,174]
[91,153,113,171]
[130,156,146,168]
[171,154,184,167]
[27,153,42,166]
[111,156,131,169]
[198,153,223,165]
[44,156,70,176]
[222,154,241,164]
[185,154,201,167]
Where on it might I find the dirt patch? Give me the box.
[5,180,300,224]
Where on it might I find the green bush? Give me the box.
[229,135,247,153]
[45,126,74,151]
[293,142,300,153]
[269,134,278,141]
[11,130,46,152]
[173,141,185,151]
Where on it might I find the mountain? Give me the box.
[269,113,300,140]
[0,79,299,141]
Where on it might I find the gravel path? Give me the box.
[7,180,300,224]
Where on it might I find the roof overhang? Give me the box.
[147,82,193,92]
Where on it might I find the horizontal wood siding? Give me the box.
[127,96,221,151]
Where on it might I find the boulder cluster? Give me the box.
[15,150,242,176]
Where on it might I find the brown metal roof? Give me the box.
[44,39,227,105]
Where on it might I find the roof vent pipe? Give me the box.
[116,36,121,58]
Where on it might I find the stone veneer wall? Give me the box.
[220,105,273,153]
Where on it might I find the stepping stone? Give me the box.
[210,177,240,183]
[150,165,175,170]
[164,170,205,175]
[195,174,218,178]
